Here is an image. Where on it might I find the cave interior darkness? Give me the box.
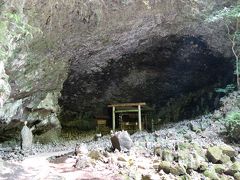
[59,35,234,130]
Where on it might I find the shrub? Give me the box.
[225,111,240,142]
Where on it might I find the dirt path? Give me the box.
[1,151,122,180]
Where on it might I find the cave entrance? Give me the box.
[59,35,234,131]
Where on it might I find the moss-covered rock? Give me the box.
[199,161,209,171]
[226,162,240,176]
[159,161,171,174]
[206,146,223,163]
[178,148,204,170]
[220,145,236,158]
[169,163,186,176]
[162,149,174,162]
[220,154,231,164]
[213,164,226,174]
[234,172,240,180]
[204,168,220,180]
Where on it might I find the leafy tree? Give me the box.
[206,5,240,89]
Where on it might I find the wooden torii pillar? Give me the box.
[108,102,146,132]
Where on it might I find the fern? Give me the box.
[215,84,235,94]
[225,111,240,142]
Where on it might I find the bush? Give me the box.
[225,111,240,142]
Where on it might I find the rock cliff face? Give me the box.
[0,0,237,140]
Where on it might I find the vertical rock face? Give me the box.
[0,61,11,108]
[0,1,68,141]
[0,0,237,139]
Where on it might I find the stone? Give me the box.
[117,155,128,162]
[20,121,33,150]
[213,110,222,120]
[154,146,162,157]
[183,134,193,142]
[159,161,171,174]
[178,149,202,170]
[187,153,201,170]
[206,146,223,163]
[111,131,133,152]
[153,160,160,171]
[178,142,191,150]
[237,154,240,162]
[169,163,186,175]
[204,168,220,180]
[75,143,88,156]
[141,174,152,180]
[74,156,91,169]
[226,162,240,176]
[213,164,226,174]
[220,154,231,164]
[199,161,209,171]
[219,174,235,180]
[181,174,192,180]
[162,149,174,162]
[234,172,240,180]
[220,145,237,157]
[88,150,103,161]
[189,122,201,133]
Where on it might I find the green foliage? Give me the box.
[205,5,240,89]
[215,84,235,94]
[224,111,240,142]
[206,5,240,22]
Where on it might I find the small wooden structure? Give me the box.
[108,102,146,132]
[95,116,110,134]
[96,119,107,130]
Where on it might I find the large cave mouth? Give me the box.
[59,35,234,130]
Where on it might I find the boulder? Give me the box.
[234,172,240,180]
[226,162,240,176]
[189,122,201,133]
[159,161,171,174]
[219,174,235,180]
[178,150,203,170]
[204,168,220,180]
[117,155,128,162]
[75,143,88,156]
[88,150,103,161]
[220,154,231,164]
[214,164,226,174]
[199,161,209,171]
[111,131,133,152]
[162,149,174,162]
[169,163,186,175]
[206,146,223,163]
[220,145,236,157]
[153,160,161,171]
[74,156,91,169]
[154,146,162,157]
[213,110,223,120]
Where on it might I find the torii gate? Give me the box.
[108,102,146,132]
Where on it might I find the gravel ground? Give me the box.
[0,113,239,162]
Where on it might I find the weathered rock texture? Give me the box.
[0,0,237,139]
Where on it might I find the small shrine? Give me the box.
[108,102,148,132]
